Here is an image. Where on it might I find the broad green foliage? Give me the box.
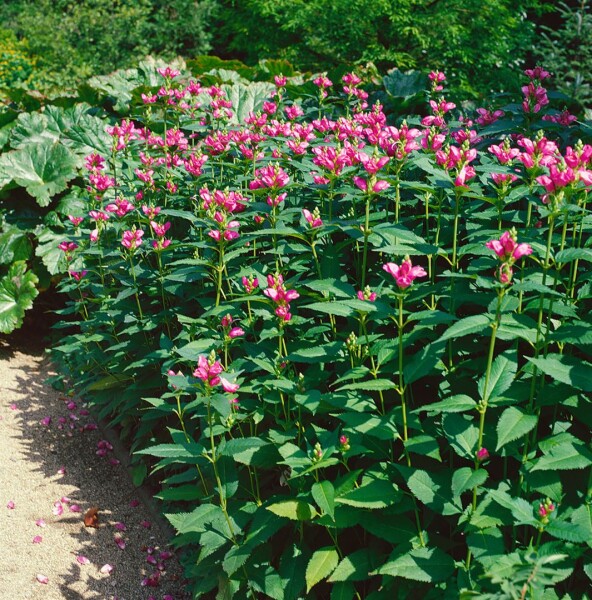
[0,260,38,333]
[46,62,592,599]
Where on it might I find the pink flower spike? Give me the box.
[228,327,245,339]
[100,563,114,575]
[70,504,82,513]
[32,535,43,543]
[36,574,49,584]
[36,519,46,527]
[76,555,90,565]
[114,522,126,531]
[6,500,14,509]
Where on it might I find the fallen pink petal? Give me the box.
[40,416,52,426]
[129,499,140,508]
[114,522,126,531]
[36,518,46,527]
[6,500,15,509]
[100,563,114,575]
[36,574,49,584]
[52,501,63,516]
[32,535,43,544]
[140,520,152,529]
[114,534,126,550]
[76,555,90,565]
[69,504,82,513]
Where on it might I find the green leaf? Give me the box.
[546,519,589,543]
[438,314,491,342]
[495,407,537,451]
[554,248,592,263]
[0,229,33,264]
[136,442,205,462]
[467,527,505,567]
[0,141,79,206]
[305,547,339,593]
[487,489,538,527]
[373,547,454,583]
[288,341,343,363]
[527,354,592,392]
[413,394,476,414]
[337,379,397,392]
[478,352,516,402]
[328,549,376,582]
[267,500,317,521]
[442,414,479,459]
[220,437,278,467]
[531,441,592,472]
[405,468,462,515]
[336,479,399,509]
[311,481,335,520]
[0,261,39,333]
[403,341,445,384]
[451,468,488,497]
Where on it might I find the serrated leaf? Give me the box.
[136,442,204,461]
[328,549,376,582]
[554,248,592,263]
[452,467,488,497]
[414,394,476,414]
[438,314,491,342]
[405,468,462,515]
[531,441,592,471]
[267,500,317,521]
[0,142,79,206]
[0,261,39,333]
[487,489,538,527]
[220,437,278,467]
[442,414,479,459]
[527,354,592,392]
[403,341,445,384]
[0,229,33,264]
[337,379,397,392]
[305,547,339,592]
[546,519,589,543]
[336,479,399,509]
[373,547,454,582]
[478,352,516,402]
[495,407,537,450]
[311,481,335,519]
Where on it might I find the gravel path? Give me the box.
[0,342,189,600]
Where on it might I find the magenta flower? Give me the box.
[264,273,299,322]
[105,197,135,217]
[193,353,224,387]
[68,215,84,227]
[220,377,240,393]
[58,241,78,253]
[476,447,490,462]
[150,221,171,237]
[357,286,377,302]
[228,327,244,339]
[353,176,390,193]
[485,230,532,262]
[242,275,259,293]
[121,229,144,251]
[383,258,427,289]
[274,74,287,87]
[157,66,180,79]
[303,208,323,228]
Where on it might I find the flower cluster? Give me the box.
[263,274,299,322]
[485,229,533,284]
[383,258,427,289]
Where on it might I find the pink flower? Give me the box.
[58,241,78,253]
[357,287,377,302]
[121,229,144,251]
[476,447,489,461]
[157,66,180,79]
[242,275,259,294]
[383,258,427,289]
[274,74,287,87]
[68,215,84,227]
[303,208,323,228]
[220,377,240,393]
[228,327,244,339]
[193,353,224,387]
[353,176,390,193]
[485,230,532,262]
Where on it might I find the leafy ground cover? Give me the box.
[18,63,592,597]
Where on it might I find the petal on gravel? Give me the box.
[99,563,114,575]
[57,467,66,475]
[36,518,46,527]
[40,416,52,426]
[9,403,17,410]
[36,574,49,584]
[32,535,43,543]
[129,499,140,508]
[70,504,81,513]
[6,500,15,509]
[114,534,126,550]
[52,501,63,516]
[76,555,90,565]
[140,520,152,529]
[114,522,126,531]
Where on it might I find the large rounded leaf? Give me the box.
[0,261,39,333]
[0,141,79,207]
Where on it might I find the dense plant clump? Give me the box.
[48,63,592,598]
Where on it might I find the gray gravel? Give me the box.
[0,342,190,599]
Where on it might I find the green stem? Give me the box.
[361,194,371,288]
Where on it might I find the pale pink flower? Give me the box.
[220,377,240,393]
[303,208,323,228]
[228,327,244,339]
[76,555,90,565]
